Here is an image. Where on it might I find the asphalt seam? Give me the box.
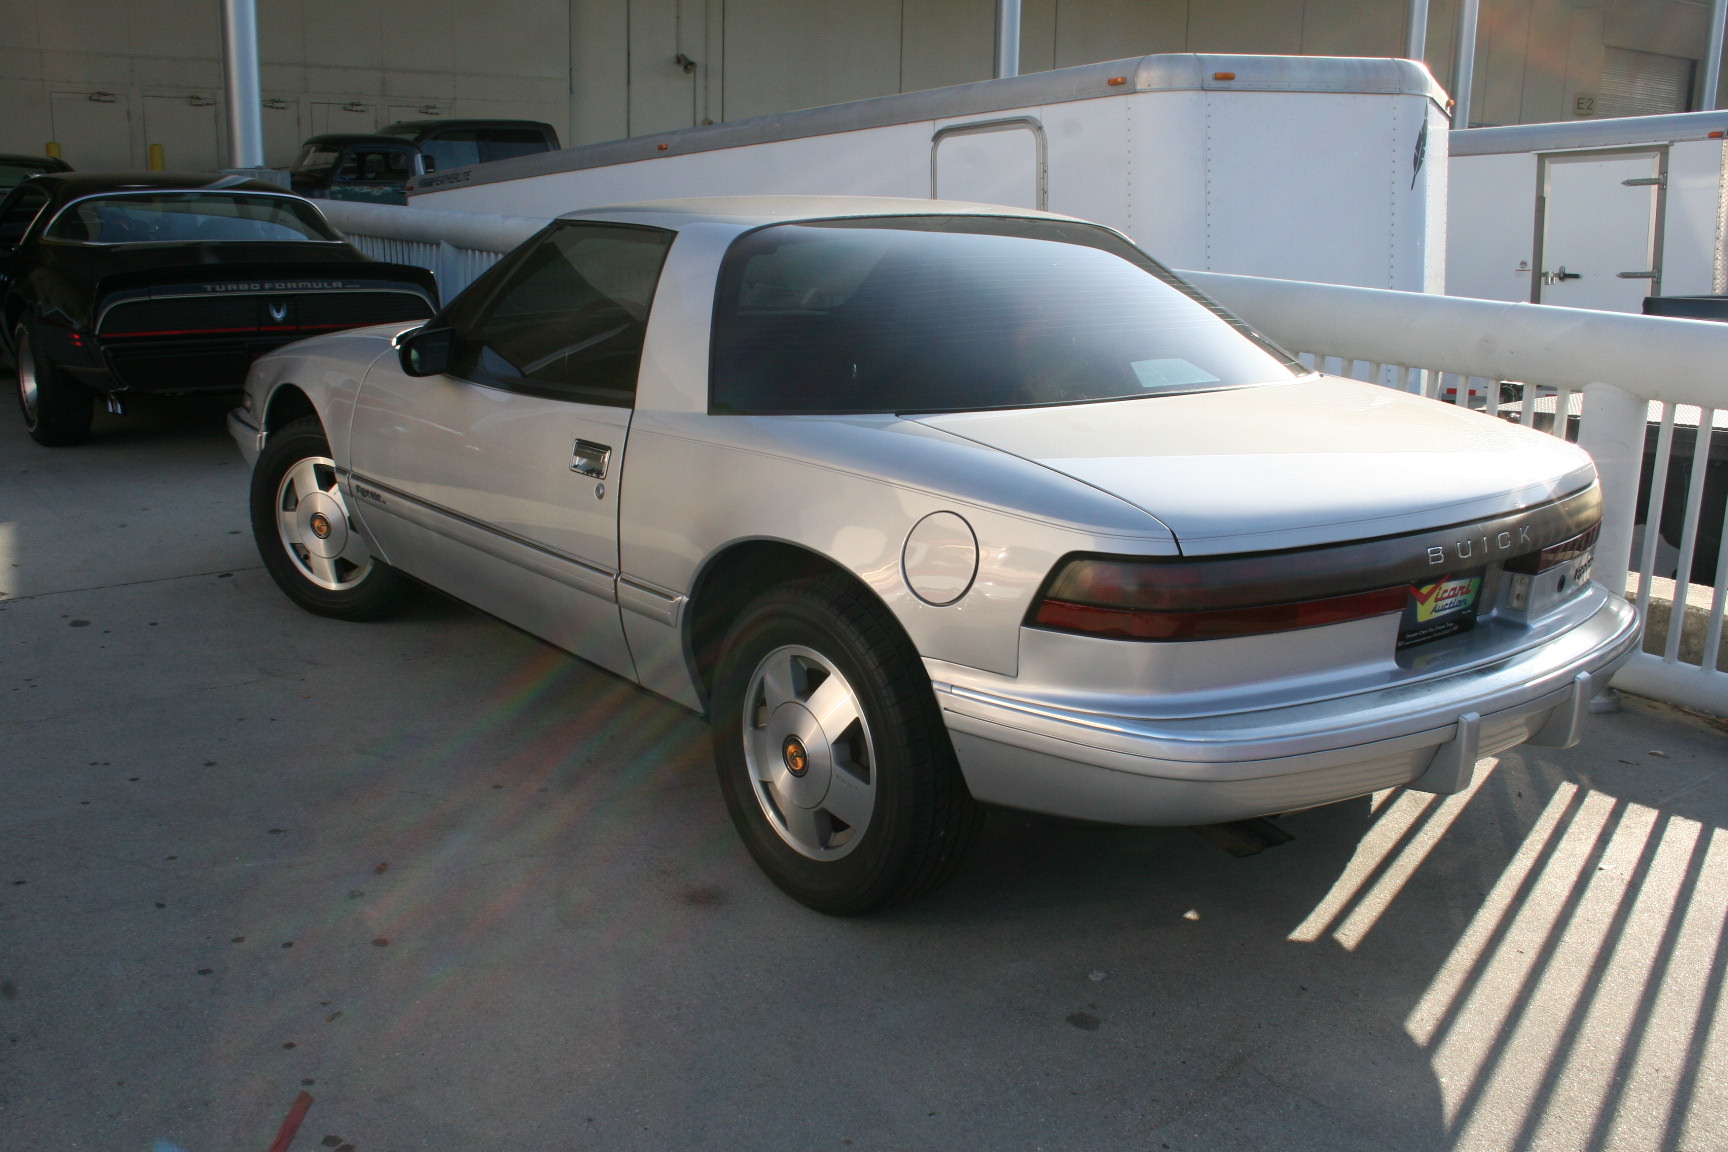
[0,564,265,603]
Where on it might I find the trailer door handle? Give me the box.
[570,439,611,478]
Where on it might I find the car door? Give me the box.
[347,220,677,678]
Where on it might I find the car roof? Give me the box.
[381,119,555,137]
[554,194,1089,229]
[301,134,421,149]
[24,172,294,198]
[0,154,71,170]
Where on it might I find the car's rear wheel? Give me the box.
[14,324,93,447]
[712,573,983,915]
[251,415,410,620]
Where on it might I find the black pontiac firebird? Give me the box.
[0,172,438,445]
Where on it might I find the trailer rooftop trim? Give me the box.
[409,53,1446,198]
[1452,109,1728,156]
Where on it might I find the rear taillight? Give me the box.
[1030,555,1409,642]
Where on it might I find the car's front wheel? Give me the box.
[712,574,983,915]
[14,324,93,447]
[250,415,410,620]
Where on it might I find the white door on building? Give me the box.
[50,90,134,168]
[310,101,380,136]
[629,0,705,135]
[142,94,222,172]
[1535,149,1665,312]
[931,119,1044,211]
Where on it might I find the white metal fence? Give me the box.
[317,200,544,302]
[316,200,1728,716]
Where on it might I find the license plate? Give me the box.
[1398,571,1483,649]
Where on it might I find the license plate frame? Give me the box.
[1398,570,1485,649]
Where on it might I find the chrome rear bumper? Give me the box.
[935,589,1641,826]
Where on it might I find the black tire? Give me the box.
[712,573,983,915]
[14,323,93,447]
[250,415,410,620]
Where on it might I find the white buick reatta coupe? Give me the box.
[230,197,1640,914]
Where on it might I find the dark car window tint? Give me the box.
[711,217,1304,415]
[47,193,339,244]
[454,222,674,406]
[421,131,483,171]
[479,129,550,163]
[0,186,50,245]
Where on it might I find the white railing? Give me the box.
[317,200,546,301]
[311,200,1728,716]
[1185,271,1728,716]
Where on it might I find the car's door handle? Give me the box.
[570,439,611,478]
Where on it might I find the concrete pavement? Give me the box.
[1,394,1725,1152]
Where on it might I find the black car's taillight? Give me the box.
[1029,555,1409,642]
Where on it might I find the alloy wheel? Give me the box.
[741,643,877,860]
[274,455,374,591]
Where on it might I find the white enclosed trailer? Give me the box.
[411,54,1449,293]
[1448,110,1728,311]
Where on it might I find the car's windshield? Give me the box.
[710,216,1304,415]
[292,145,341,178]
[46,192,339,244]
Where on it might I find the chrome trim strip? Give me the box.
[139,286,428,300]
[94,288,430,334]
[341,469,617,602]
[617,576,686,626]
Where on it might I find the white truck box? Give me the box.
[411,54,1450,293]
[1449,110,1728,311]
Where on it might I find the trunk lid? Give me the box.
[911,376,1597,554]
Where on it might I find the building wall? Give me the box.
[0,0,1721,170]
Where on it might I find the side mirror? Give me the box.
[420,156,437,173]
[398,326,455,377]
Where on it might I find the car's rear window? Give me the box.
[46,192,339,244]
[710,216,1304,415]
[420,129,551,171]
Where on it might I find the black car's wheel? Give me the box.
[14,324,93,447]
[250,416,410,620]
[712,573,983,915]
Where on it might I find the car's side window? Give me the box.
[451,221,675,407]
[336,148,413,184]
[0,186,50,246]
